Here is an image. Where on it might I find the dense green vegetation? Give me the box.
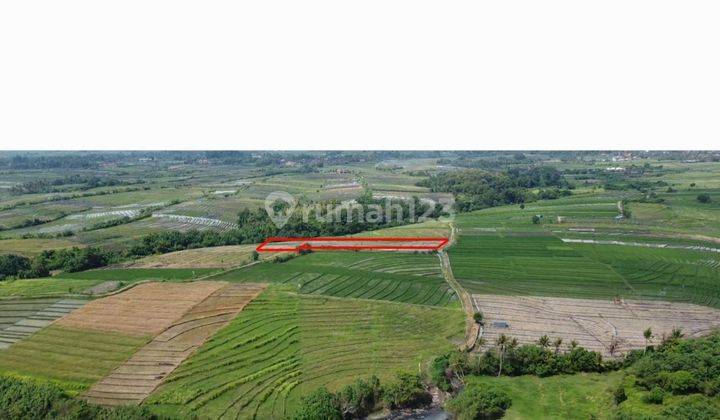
[211,252,456,306]
[445,380,512,419]
[291,374,431,419]
[418,166,571,212]
[0,376,153,419]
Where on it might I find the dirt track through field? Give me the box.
[83,283,266,406]
[474,294,720,357]
[56,282,225,336]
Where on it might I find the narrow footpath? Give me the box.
[439,223,480,351]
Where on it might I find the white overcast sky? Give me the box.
[1,1,718,150]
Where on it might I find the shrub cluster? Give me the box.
[0,376,154,419]
[417,166,571,212]
[293,374,429,420]
[435,339,608,383]
[445,379,511,420]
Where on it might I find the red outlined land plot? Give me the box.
[256,236,449,252]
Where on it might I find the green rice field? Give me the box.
[210,252,457,307]
[147,287,463,418]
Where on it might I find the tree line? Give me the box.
[417,166,572,212]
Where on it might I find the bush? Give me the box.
[0,376,153,419]
[0,254,31,280]
[696,193,711,203]
[380,373,431,409]
[293,387,342,420]
[702,377,720,397]
[338,377,380,418]
[642,387,664,404]
[445,381,512,420]
[613,386,627,405]
[661,395,720,420]
[660,370,699,395]
[430,354,452,392]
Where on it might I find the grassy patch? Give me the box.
[0,278,101,298]
[55,268,219,281]
[464,372,622,419]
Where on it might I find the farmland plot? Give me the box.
[127,244,268,269]
[0,325,148,391]
[55,268,219,282]
[450,233,629,299]
[83,283,266,406]
[212,252,457,306]
[451,232,720,306]
[0,278,103,298]
[147,288,463,419]
[56,282,225,336]
[474,294,720,357]
[150,213,238,232]
[0,298,85,349]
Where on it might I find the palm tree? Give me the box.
[496,334,510,377]
[537,335,550,349]
[553,337,563,354]
[643,327,653,353]
[670,328,684,340]
[608,337,620,357]
[568,339,579,351]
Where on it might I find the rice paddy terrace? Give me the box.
[83,283,266,406]
[146,287,464,419]
[211,252,458,307]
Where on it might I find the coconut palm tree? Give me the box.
[553,337,563,354]
[537,334,550,349]
[643,327,653,353]
[568,339,579,351]
[670,328,684,340]
[495,334,510,377]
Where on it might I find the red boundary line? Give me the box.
[256,236,449,252]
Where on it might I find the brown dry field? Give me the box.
[83,283,266,406]
[126,244,267,268]
[473,294,720,357]
[56,282,226,336]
